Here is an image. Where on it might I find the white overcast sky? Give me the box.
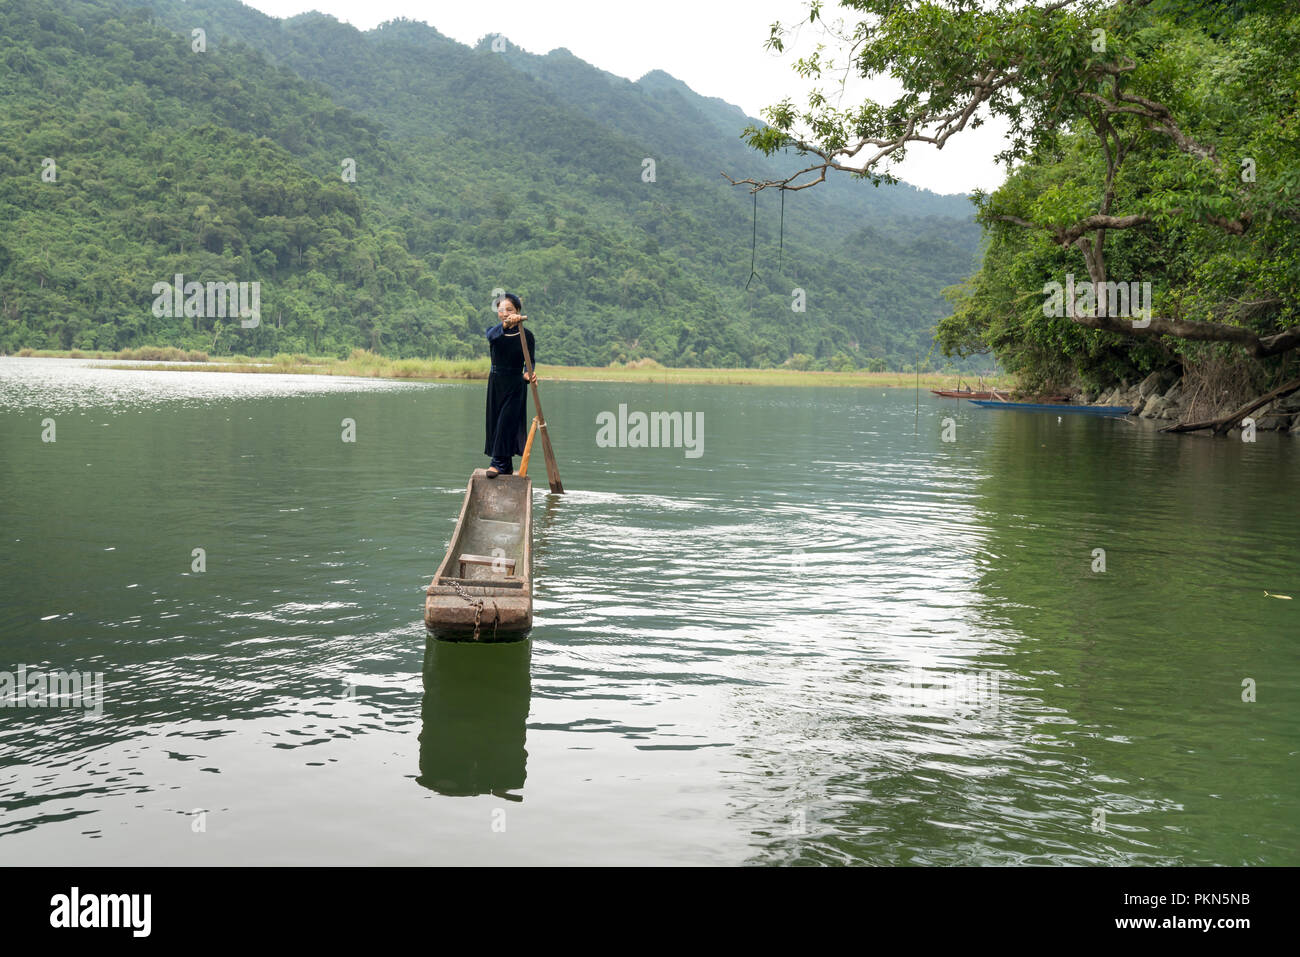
[238,0,1009,195]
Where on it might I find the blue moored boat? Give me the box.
[969,400,1132,416]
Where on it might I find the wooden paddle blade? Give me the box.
[537,420,563,493]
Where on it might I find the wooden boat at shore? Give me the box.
[933,388,1073,402]
[931,388,1000,399]
[969,399,1132,416]
[425,469,532,641]
[930,377,999,400]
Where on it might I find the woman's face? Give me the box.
[497,298,517,321]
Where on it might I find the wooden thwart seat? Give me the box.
[458,553,516,578]
[433,577,525,591]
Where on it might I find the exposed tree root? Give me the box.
[1163,376,1300,435]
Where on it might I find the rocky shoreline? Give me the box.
[1081,370,1300,434]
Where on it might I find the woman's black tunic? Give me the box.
[483,322,536,461]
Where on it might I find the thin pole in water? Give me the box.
[915,354,919,434]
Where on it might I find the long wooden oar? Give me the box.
[514,319,563,493]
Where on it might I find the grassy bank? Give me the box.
[6,347,1008,390]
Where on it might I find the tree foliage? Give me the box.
[739,0,1299,388]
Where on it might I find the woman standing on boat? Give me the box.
[484,292,538,478]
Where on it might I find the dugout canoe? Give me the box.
[932,389,1073,402]
[969,400,1132,416]
[931,389,1000,399]
[425,469,532,641]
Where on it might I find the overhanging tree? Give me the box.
[727,0,1300,420]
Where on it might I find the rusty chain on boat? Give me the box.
[448,578,498,640]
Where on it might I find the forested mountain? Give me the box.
[0,0,982,367]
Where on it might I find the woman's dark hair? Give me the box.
[498,292,523,312]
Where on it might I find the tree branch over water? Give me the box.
[727,0,1299,367]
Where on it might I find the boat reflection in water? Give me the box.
[417,634,532,801]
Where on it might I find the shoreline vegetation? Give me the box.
[8,348,1295,432]
[4,347,1008,390]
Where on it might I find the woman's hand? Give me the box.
[502,313,526,329]
[524,371,538,384]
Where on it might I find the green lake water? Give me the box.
[0,357,1296,865]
